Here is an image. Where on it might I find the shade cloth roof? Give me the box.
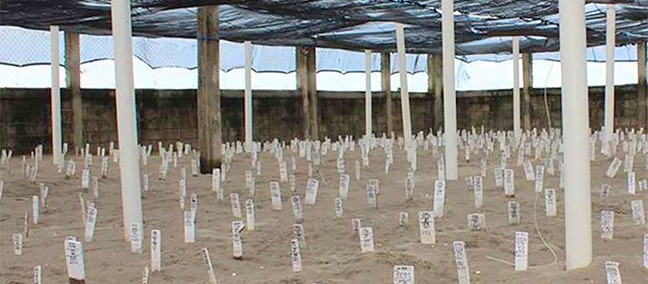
[0,1,646,73]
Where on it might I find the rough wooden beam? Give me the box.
[522,53,533,130]
[306,46,319,140]
[65,32,83,149]
[296,46,310,139]
[381,52,393,136]
[428,54,443,132]
[197,6,222,173]
[639,40,647,127]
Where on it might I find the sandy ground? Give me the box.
[1,141,648,284]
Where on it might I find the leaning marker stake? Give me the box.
[64,237,86,283]
[453,241,470,284]
[201,248,218,284]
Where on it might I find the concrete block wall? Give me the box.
[0,85,643,154]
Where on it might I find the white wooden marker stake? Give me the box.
[433,180,446,218]
[504,169,515,197]
[13,233,22,255]
[628,171,636,194]
[406,176,415,200]
[392,265,415,284]
[339,174,350,200]
[643,233,648,269]
[605,261,622,284]
[400,212,409,226]
[418,211,435,244]
[32,195,40,224]
[473,176,483,209]
[545,188,557,217]
[640,179,647,192]
[230,193,242,218]
[515,231,529,271]
[534,165,544,192]
[151,229,161,271]
[367,183,377,209]
[184,210,196,243]
[334,198,343,217]
[142,266,149,284]
[201,248,218,284]
[291,196,303,223]
[453,241,470,284]
[270,182,282,210]
[494,168,504,188]
[81,169,90,189]
[631,200,645,225]
[508,201,520,224]
[34,265,42,284]
[130,222,143,253]
[293,224,307,249]
[84,203,97,242]
[606,157,622,178]
[600,211,614,240]
[289,174,296,193]
[245,199,256,231]
[291,239,302,272]
[467,213,485,231]
[305,178,319,205]
[64,237,86,283]
[523,161,535,181]
[232,230,243,259]
[359,227,375,253]
[601,184,612,198]
[355,160,361,181]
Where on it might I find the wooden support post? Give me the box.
[428,54,443,131]
[65,32,83,149]
[638,40,647,127]
[296,46,310,139]
[522,53,533,130]
[381,52,393,136]
[306,46,319,140]
[197,6,222,173]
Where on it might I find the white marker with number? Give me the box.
[184,210,195,243]
[467,213,485,231]
[339,174,350,200]
[643,234,648,269]
[508,201,520,224]
[367,183,377,209]
[433,180,445,218]
[201,248,218,284]
[606,157,622,178]
[32,195,39,224]
[504,169,515,197]
[631,200,645,225]
[64,238,86,282]
[359,227,375,253]
[33,265,42,284]
[453,241,470,284]
[291,196,303,223]
[130,223,143,253]
[545,189,557,217]
[392,265,415,284]
[151,229,161,271]
[305,178,319,205]
[334,198,343,217]
[628,171,636,194]
[418,211,435,244]
[534,165,544,192]
[291,239,302,272]
[13,233,22,255]
[230,193,242,218]
[515,231,528,271]
[523,161,535,181]
[600,211,614,240]
[605,261,622,284]
[246,199,255,231]
[84,203,97,242]
[269,182,282,210]
[473,176,483,209]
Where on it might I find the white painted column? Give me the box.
[604,4,616,142]
[244,41,253,150]
[512,37,521,140]
[50,26,63,165]
[442,0,458,180]
[395,24,413,147]
[559,0,592,270]
[365,50,372,138]
[110,0,143,241]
